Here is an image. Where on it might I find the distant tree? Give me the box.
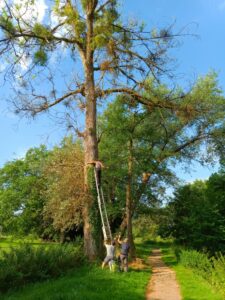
[171,171,225,254]
[171,181,207,248]
[0,146,49,236]
[205,171,225,253]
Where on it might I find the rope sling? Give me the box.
[94,169,112,241]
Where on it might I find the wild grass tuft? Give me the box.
[0,242,84,293]
[179,249,225,296]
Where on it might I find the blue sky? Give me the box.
[0,0,224,182]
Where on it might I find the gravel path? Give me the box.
[146,249,182,300]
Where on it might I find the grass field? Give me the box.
[0,237,224,300]
[2,265,150,300]
[0,236,151,300]
[0,236,54,250]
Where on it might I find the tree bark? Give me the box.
[120,173,153,235]
[82,3,102,260]
[126,139,136,259]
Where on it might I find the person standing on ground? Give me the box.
[117,235,130,272]
[102,239,116,270]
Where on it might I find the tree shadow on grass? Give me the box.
[129,267,151,273]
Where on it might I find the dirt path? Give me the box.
[146,249,182,300]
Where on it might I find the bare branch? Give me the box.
[96,0,112,13]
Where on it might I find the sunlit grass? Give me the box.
[0,236,57,249]
[0,236,151,299]
[3,236,222,300]
[175,265,223,300]
[2,265,150,300]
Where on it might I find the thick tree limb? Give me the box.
[15,87,85,115]
[97,87,176,110]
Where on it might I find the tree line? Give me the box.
[163,171,225,255]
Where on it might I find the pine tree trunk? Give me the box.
[82,4,103,260]
[126,140,136,259]
[83,87,103,259]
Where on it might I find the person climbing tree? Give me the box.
[87,160,105,187]
[142,172,151,183]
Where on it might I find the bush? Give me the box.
[0,242,84,293]
[211,253,225,295]
[133,215,158,239]
[179,249,213,279]
[179,249,225,296]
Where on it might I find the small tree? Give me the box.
[0,146,49,236]
[44,137,85,241]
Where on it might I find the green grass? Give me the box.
[0,237,151,300]
[160,242,224,300]
[174,265,223,300]
[135,237,152,262]
[0,236,55,248]
[2,264,150,300]
[4,236,222,300]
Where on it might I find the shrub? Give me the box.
[133,215,158,239]
[0,242,84,293]
[179,249,225,296]
[211,253,225,296]
[179,249,213,280]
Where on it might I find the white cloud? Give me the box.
[0,2,5,10]
[1,1,47,23]
[10,1,47,71]
[35,0,48,22]
[13,0,48,23]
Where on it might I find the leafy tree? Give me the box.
[99,74,225,257]
[171,172,225,254]
[99,94,176,257]
[0,146,49,236]
[44,137,85,241]
[206,171,225,252]
[172,181,207,248]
